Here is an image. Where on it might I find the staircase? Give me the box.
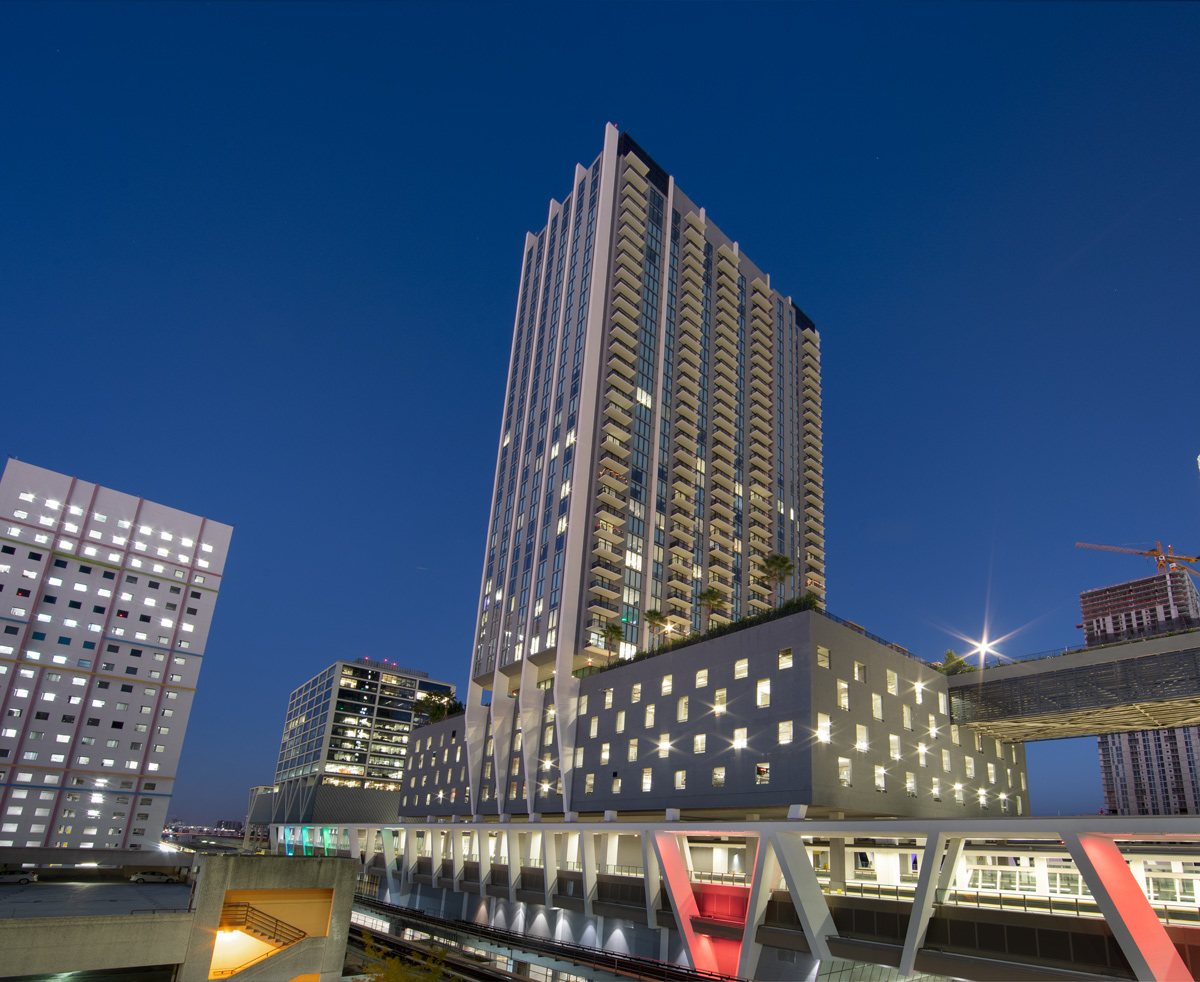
[211,903,307,977]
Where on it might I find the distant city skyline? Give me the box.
[2,2,1198,821]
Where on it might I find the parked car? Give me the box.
[129,871,178,883]
[0,870,37,884]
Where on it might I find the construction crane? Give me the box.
[1075,541,1200,581]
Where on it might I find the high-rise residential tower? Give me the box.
[0,459,232,848]
[466,125,824,815]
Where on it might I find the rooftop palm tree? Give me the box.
[643,608,668,650]
[761,552,795,605]
[696,586,727,632]
[599,622,625,667]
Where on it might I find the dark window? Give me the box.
[78,565,91,574]
[34,711,49,721]
[102,570,115,580]
[3,626,17,635]
[125,575,138,584]
[148,581,159,590]
[68,600,81,609]
[106,644,119,653]
[57,636,71,645]
[120,684,133,693]
[111,721,123,729]
[92,605,105,614]
[190,591,200,599]
[130,649,142,658]
[138,614,150,623]
[169,586,180,595]
[16,588,30,598]
[86,718,99,727]
[1,546,15,556]
[144,783,156,791]
[117,610,128,618]
[31,631,45,640]
[28,551,43,561]
[125,667,137,676]
[98,681,110,689]
[186,607,197,615]
[61,715,75,723]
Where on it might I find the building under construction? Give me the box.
[1080,570,1200,814]
[1080,569,1200,647]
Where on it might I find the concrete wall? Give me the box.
[0,911,192,976]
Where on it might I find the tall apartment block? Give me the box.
[465,124,823,815]
[1083,570,1200,815]
[247,658,454,827]
[0,459,231,848]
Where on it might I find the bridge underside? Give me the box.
[950,638,1200,742]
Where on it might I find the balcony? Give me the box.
[711,445,735,469]
[710,514,734,536]
[710,499,734,522]
[597,482,627,510]
[606,368,635,395]
[711,470,735,492]
[592,540,622,563]
[670,507,696,528]
[608,353,636,380]
[674,431,698,454]
[667,570,691,592]
[588,597,620,618]
[666,591,690,610]
[669,539,692,558]
[601,437,630,460]
[591,558,622,580]
[599,468,629,493]
[589,579,620,600]
[668,554,692,576]
[599,452,630,476]
[603,404,633,432]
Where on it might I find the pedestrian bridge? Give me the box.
[949,631,1200,742]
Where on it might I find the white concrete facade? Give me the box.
[0,459,231,849]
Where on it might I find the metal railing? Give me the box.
[219,901,306,947]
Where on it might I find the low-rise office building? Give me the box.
[400,608,1028,821]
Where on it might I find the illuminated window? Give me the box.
[627,739,638,762]
[661,675,672,695]
[987,762,997,784]
[903,705,913,730]
[677,697,688,722]
[674,770,686,790]
[905,771,916,796]
[778,721,793,745]
[641,768,652,792]
[837,680,849,711]
[886,668,899,695]
[585,773,594,794]
[589,717,598,739]
[778,647,793,669]
[658,734,670,758]
[711,766,726,787]
[918,743,928,767]
[817,713,831,743]
[644,704,655,728]
[603,689,613,709]
[965,756,975,779]
[733,727,747,749]
[695,669,708,688]
[600,743,610,765]
[931,777,941,800]
[874,765,886,791]
[631,683,641,703]
[615,711,625,734]
[693,734,706,754]
[611,777,621,794]
[951,724,960,745]
[816,646,830,669]
[756,679,770,708]
[714,688,726,713]
[853,661,866,683]
[872,693,883,720]
[938,691,948,715]
[838,757,852,787]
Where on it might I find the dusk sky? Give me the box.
[2,2,1198,823]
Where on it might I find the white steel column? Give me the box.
[899,833,963,975]
[737,835,775,978]
[768,829,838,961]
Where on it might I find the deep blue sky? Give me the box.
[2,3,1198,822]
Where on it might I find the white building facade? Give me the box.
[467,125,825,817]
[0,460,231,849]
